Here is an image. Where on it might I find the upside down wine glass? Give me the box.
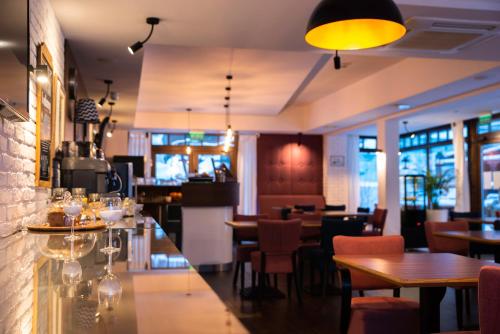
[62,237,82,286]
[99,196,123,255]
[98,249,122,310]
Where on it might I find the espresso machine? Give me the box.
[56,141,111,194]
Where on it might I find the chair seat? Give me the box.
[349,297,420,334]
[251,251,293,273]
[236,243,258,262]
[438,331,479,334]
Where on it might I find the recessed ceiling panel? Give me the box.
[136,45,321,115]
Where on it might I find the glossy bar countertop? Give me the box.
[3,217,247,334]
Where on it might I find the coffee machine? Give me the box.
[56,141,112,193]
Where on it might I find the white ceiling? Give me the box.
[136,45,321,115]
[50,0,500,130]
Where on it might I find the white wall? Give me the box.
[324,134,349,206]
[103,128,129,158]
[0,0,65,332]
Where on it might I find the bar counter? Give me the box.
[4,217,247,333]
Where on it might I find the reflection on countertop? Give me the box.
[1,217,247,334]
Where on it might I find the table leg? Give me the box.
[494,246,500,263]
[419,286,446,334]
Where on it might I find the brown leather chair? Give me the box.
[362,208,387,236]
[251,219,302,303]
[232,214,268,289]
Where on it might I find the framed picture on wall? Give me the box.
[35,43,55,187]
[52,76,65,154]
[330,155,345,167]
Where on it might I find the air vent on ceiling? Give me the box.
[387,17,500,54]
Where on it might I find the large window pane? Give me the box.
[155,154,189,184]
[399,149,427,176]
[429,145,455,208]
[152,134,168,146]
[198,154,231,176]
[359,152,378,210]
[169,134,187,146]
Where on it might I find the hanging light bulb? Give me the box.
[186,145,192,155]
[106,131,113,138]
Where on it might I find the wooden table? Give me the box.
[225,220,321,228]
[434,230,500,262]
[333,253,497,334]
[321,211,371,218]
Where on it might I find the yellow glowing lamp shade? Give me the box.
[305,0,406,50]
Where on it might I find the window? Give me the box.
[429,145,455,207]
[198,154,231,176]
[170,134,187,146]
[155,154,189,183]
[152,134,168,146]
[359,137,378,209]
[400,149,427,176]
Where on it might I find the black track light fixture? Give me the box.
[128,17,160,55]
[97,79,113,108]
[333,50,341,70]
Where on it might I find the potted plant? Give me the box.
[425,170,453,222]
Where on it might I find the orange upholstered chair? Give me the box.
[424,220,470,329]
[443,266,500,334]
[333,235,403,296]
[334,236,419,334]
[232,214,268,289]
[251,219,302,302]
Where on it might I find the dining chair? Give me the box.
[333,235,402,297]
[232,214,268,289]
[424,220,471,330]
[337,267,420,334]
[250,219,302,303]
[362,208,387,236]
[443,266,500,334]
[308,217,364,296]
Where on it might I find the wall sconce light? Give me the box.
[128,17,160,55]
[97,79,113,108]
[29,64,49,84]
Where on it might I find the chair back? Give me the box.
[333,235,404,255]
[257,219,302,254]
[372,208,388,232]
[320,218,364,255]
[357,207,370,213]
[479,266,500,334]
[424,221,469,255]
[324,204,346,211]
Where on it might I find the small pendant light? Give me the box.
[305,0,406,51]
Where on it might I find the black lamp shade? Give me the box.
[75,98,100,124]
[305,0,406,50]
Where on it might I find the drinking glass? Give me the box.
[99,196,123,255]
[64,198,83,241]
[98,251,122,310]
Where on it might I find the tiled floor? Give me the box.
[202,257,483,334]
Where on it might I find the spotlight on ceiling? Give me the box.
[128,17,160,55]
[398,104,412,111]
[305,0,406,51]
[97,79,113,108]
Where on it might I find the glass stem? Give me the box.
[108,227,113,249]
[71,216,75,235]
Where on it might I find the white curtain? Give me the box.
[452,121,471,212]
[346,134,360,212]
[128,131,152,178]
[237,134,258,215]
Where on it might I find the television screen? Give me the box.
[113,156,145,178]
[0,0,29,119]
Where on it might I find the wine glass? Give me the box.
[64,198,83,241]
[98,251,122,310]
[99,196,123,255]
[62,238,82,286]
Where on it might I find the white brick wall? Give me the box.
[0,0,65,332]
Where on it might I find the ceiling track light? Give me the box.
[97,79,113,108]
[128,17,160,55]
[305,0,406,51]
[333,50,341,70]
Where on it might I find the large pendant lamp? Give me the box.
[305,0,406,50]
